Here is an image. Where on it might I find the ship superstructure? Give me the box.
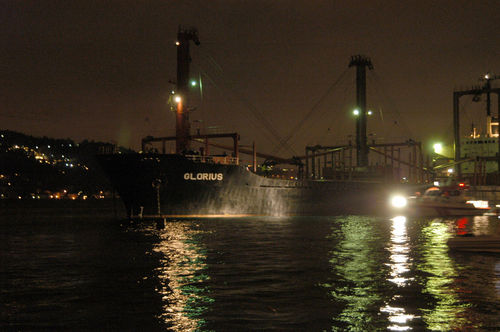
[455,73,500,183]
[461,119,499,175]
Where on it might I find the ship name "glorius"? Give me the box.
[184,173,223,181]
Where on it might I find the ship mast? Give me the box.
[175,26,200,154]
[349,55,373,167]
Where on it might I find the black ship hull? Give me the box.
[98,154,398,218]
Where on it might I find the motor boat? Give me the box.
[390,184,489,217]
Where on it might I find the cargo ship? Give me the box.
[98,153,397,217]
[98,27,410,218]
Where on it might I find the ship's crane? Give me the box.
[470,73,500,137]
[478,72,500,118]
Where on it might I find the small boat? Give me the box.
[390,184,489,217]
[448,234,500,253]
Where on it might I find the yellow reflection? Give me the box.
[326,216,381,329]
[380,216,416,331]
[419,221,469,330]
[152,221,211,331]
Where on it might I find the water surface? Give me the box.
[2,202,500,330]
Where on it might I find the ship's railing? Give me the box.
[185,154,239,165]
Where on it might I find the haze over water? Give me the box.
[2,201,500,331]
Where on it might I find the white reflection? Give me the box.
[472,215,490,235]
[381,216,416,330]
[380,305,414,331]
[387,216,411,286]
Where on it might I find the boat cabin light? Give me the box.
[466,200,489,209]
[390,195,407,208]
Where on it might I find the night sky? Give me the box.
[2,0,500,159]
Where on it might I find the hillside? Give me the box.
[0,130,131,200]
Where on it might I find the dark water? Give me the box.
[2,201,500,331]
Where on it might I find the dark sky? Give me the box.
[2,0,500,158]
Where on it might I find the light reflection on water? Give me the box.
[386,216,412,287]
[132,215,500,330]
[152,221,212,331]
[325,216,386,330]
[5,206,500,330]
[320,215,500,331]
[471,215,492,235]
[380,216,416,331]
[418,220,470,331]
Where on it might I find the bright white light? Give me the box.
[368,110,373,115]
[174,95,182,103]
[353,109,360,116]
[466,200,489,209]
[391,195,407,208]
[485,73,490,80]
[433,143,443,154]
[433,181,439,186]
[175,41,180,46]
[447,168,454,173]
